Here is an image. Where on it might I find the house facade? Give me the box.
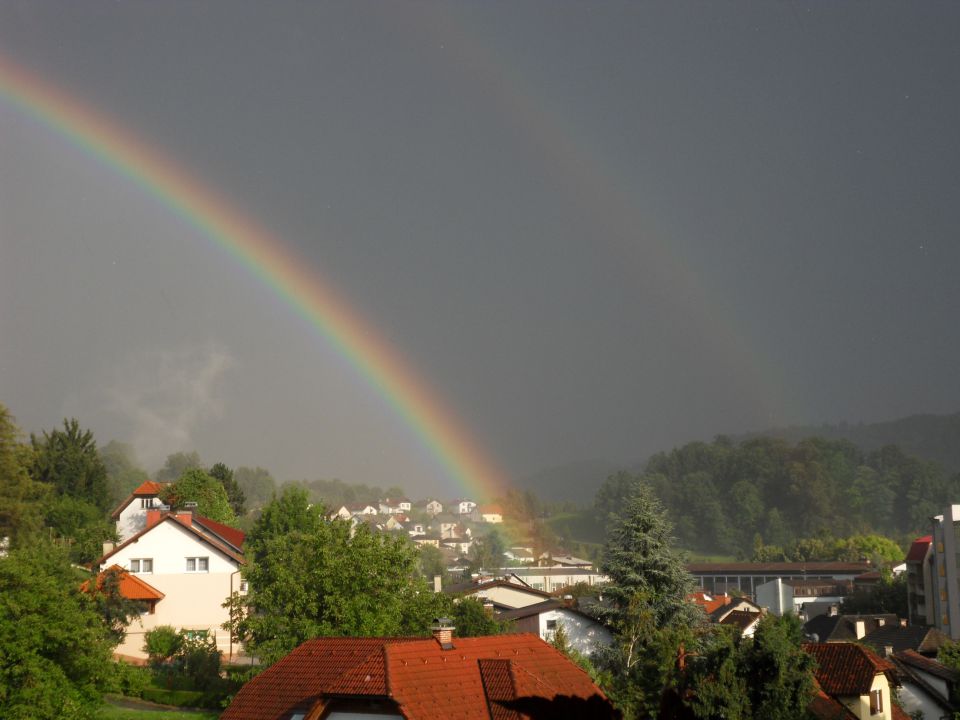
[499,600,613,656]
[905,535,933,627]
[110,480,170,542]
[805,642,899,720]
[99,509,245,660]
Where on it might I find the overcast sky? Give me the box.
[2,2,959,496]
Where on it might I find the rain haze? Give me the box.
[1,2,959,498]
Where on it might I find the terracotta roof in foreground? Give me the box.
[805,642,895,696]
[221,633,613,720]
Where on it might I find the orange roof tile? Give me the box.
[82,565,164,601]
[133,480,167,496]
[222,634,612,720]
[193,514,245,550]
[805,642,895,696]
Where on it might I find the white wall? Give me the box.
[116,499,152,543]
[102,519,242,659]
[898,678,947,720]
[541,609,612,657]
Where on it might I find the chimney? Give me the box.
[884,644,894,658]
[431,618,455,649]
[828,604,838,617]
[176,510,193,523]
[433,575,442,593]
[145,509,162,529]
[876,617,885,627]
[900,618,908,627]
[855,620,866,639]
[102,541,116,556]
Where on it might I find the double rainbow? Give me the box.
[0,52,506,501]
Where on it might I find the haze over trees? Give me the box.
[594,436,956,557]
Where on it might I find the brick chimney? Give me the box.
[145,509,163,529]
[431,618,455,649]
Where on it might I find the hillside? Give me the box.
[741,411,960,473]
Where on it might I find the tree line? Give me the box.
[594,435,954,558]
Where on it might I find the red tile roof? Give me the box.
[133,480,167,496]
[109,480,170,519]
[805,642,895,696]
[193,514,245,550]
[81,565,164,601]
[98,513,245,567]
[222,634,612,720]
[905,536,932,564]
[808,686,857,720]
[895,649,960,682]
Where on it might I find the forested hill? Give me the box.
[740,412,960,474]
[593,436,960,559]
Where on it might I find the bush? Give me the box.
[144,626,183,668]
[102,662,151,698]
[141,687,206,707]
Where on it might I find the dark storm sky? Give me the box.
[1,1,958,495]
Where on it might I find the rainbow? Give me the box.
[0,52,507,502]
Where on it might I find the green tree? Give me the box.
[233,466,276,508]
[841,570,908,617]
[209,462,246,516]
[736,614,815,720]
[0,543,118,719]
[469,529,506,573]
[417,544,447,582]
[234,487,438,664]
[0,404,47,547]
[447,597,510,637]
[156,451,203,482]
[592,485,701,718]
[99,441,148,506]
[682,616,815,720]
[30,418,109,511]
[160,468,236,525]
[44,495,116,564]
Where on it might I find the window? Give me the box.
[546,619,558,630]
[186,557,209,573]
[869,688,883,715]
[239,580,248,593]
[130,558,153,573]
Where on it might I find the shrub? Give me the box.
[144,625,183,669]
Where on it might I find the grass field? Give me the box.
[99,697,219,719]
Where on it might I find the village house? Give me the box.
[98,506,246,661]
[110,480,171,542]
[805,642,904,720]
[220,626,616,720]
[891,649,960,719]
[477,504,503,523]
[419,499,443,516]
[499,599,613,656]
[452,498,477,515]
[443,576,555,612]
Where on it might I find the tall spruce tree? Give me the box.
[593,484,702,719]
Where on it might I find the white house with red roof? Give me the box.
[478,504,503,523]
[99,507,246,661]
[110,480,171,542]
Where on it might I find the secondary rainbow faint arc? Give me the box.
[0,53,507,501]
